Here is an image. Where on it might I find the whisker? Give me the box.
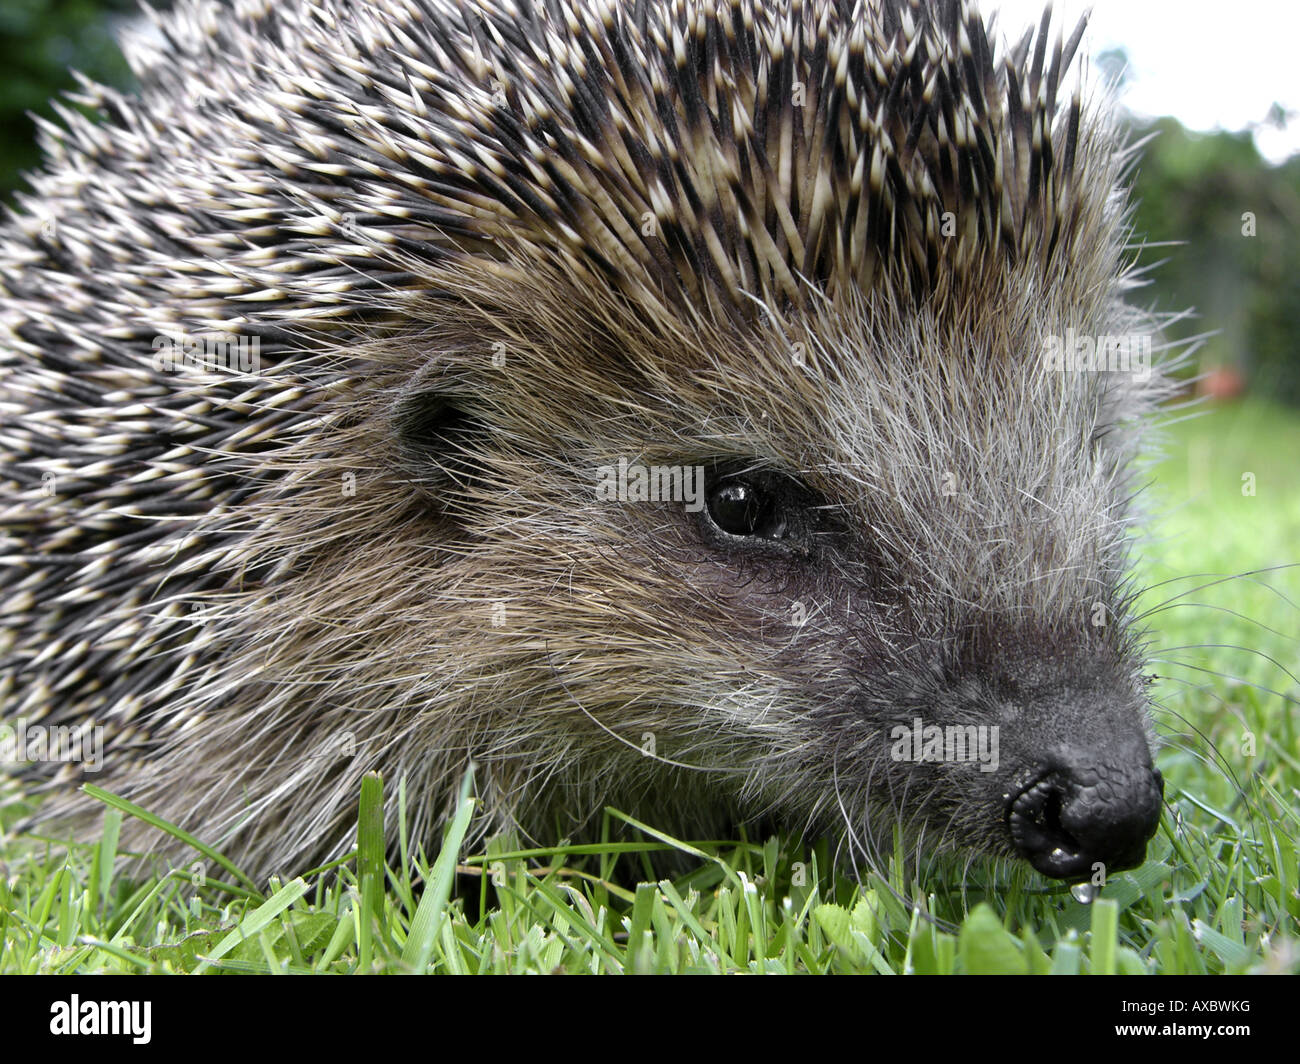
[1151,657,1300,706]
[1132,563,1300,621]
[1139,602,1300,643]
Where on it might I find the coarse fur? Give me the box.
[1,0,1177,881]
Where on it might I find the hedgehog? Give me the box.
[0,0,1177,884]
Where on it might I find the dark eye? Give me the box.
[709,481,767,536]
[704,473,792,541]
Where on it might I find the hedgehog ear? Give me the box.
[391,390,487,501]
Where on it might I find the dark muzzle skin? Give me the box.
[1008,761,1164,880]
[883,640,1166,882]
[999,681,1164,880]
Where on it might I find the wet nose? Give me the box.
[1008,762,1164,880]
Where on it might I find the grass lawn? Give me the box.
[2,397,1297,974]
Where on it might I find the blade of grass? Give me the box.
[193,878,309,972]
[83,784,257,891]
[401,766,476,973]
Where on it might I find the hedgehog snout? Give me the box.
[1007,755,1164,881]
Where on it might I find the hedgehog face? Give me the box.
[2,0,1173,883]
[392,267,1164,884]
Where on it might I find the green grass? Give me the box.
[2,398,1297,974]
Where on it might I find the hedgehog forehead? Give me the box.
[470,245,1118,481]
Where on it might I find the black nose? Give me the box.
[1008,763,1164,880]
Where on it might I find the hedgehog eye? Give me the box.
[705,475,789,540]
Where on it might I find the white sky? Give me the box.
[984,0,1299,163]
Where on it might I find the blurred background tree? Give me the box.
[0,3,1296,403]
[0,0,143,195]
[1129,113,1300,404]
